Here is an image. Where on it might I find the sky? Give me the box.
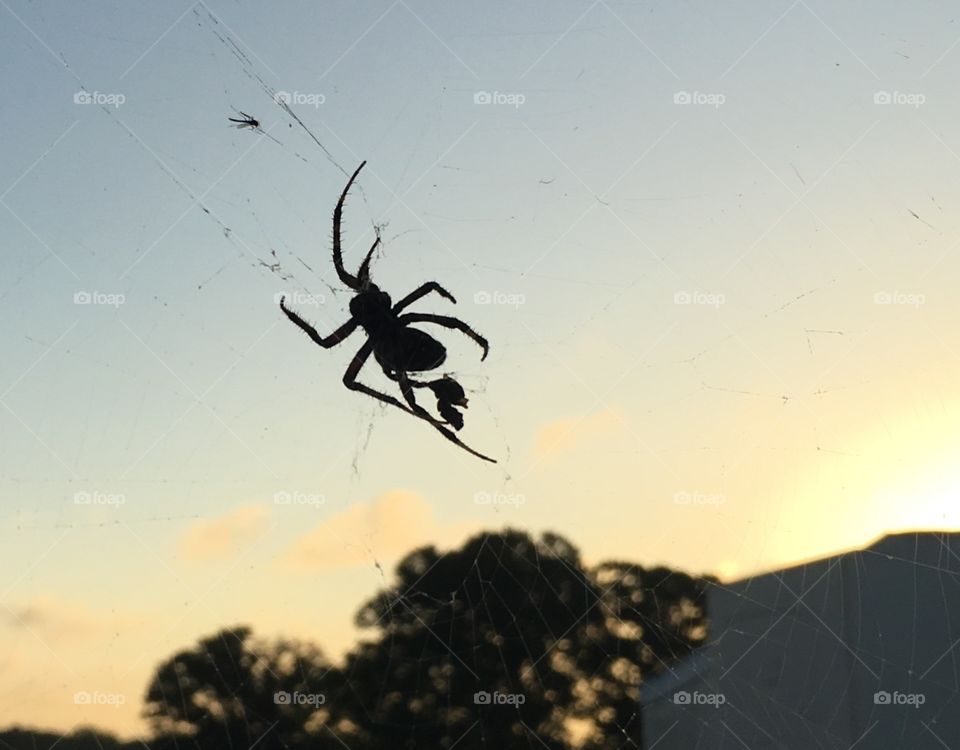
[2,0,960,737]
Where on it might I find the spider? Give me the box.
[279,161,496,463]
[228,111,260,130]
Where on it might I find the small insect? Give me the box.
[280,161,496,462]
[228,111,260,130]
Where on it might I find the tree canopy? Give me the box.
[4,528,709,750]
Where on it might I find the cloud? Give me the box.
[4,595,144,642]
[533,408,622,459]
[179,504,271,562]
[280,490,468,572]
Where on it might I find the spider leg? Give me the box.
[343,344,496,463]
[392,372,457,429]
[280,297,358,348]
[398,313,489,360]
[343,341,423,417]
[392,282,457,312]
[395,371,432,416]
[395,371,496,463]
[383,369,432,388]
[357,234,381,287]
[384,369,457,425]
[332,162,367,290]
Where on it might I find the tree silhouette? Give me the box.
[2,528,708,750]
[143,626,348,749]
[568,560,711,747]
[340,529,709,748]
[0,727,129,750]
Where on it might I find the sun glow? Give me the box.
[766,396,960,570]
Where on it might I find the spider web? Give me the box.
[3,2,960,749]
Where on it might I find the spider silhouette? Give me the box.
[279,161,496,463]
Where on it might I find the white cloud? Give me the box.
[533,408,622,459]
[4,595,145,642]
[179,505,271,562]
[280,490,471,572]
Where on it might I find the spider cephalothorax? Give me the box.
[280,161,495,462]
[348,287,392,328]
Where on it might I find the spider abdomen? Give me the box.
[375,327,447,373]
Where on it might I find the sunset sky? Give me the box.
[2,0,960,736]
